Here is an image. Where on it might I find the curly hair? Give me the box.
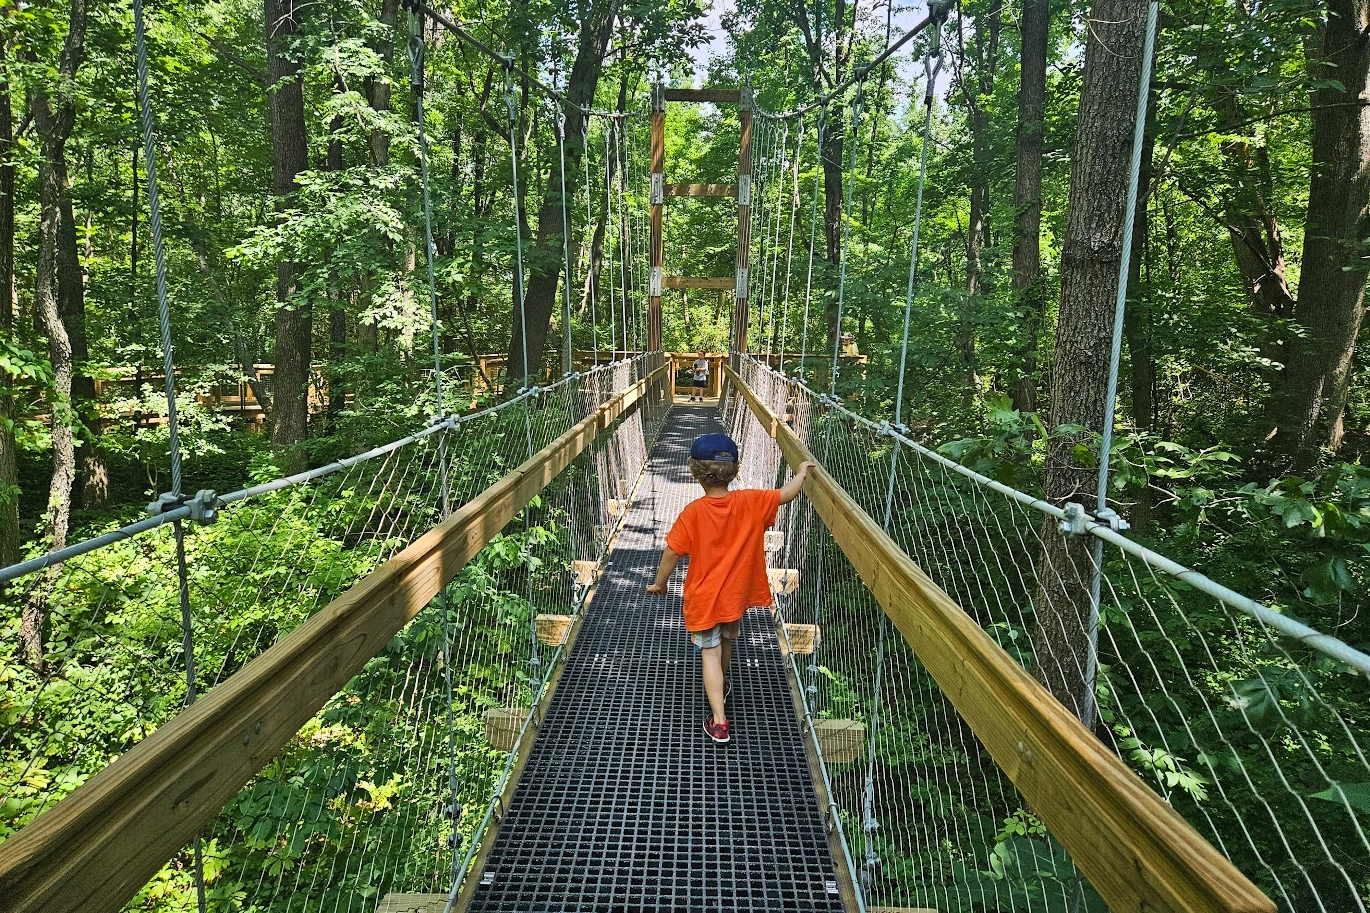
[688,457,739,488]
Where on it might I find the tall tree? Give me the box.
[25,0,88,668]
[266,0,312,460]
[1267,0,1370,468]
[0,20,18,574]
[505,0,621,384]
[1033,0,1149,721]
[1009,0,1048,413]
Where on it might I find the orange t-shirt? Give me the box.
[665,488,781,632]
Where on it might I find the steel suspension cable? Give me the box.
[132,0,205,906]
[829,87,863,397]
[799,115,825,383]
[1084,0,1161,730]
[778,116,804,374]
[505,65,531,393]
[409,32,453,516]
[861,35,944,893]
[583,118,599,367]
[406,27,463,887]
[556,107,574,376]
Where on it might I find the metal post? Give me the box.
[732,83,754,356]
[648,84,665,352]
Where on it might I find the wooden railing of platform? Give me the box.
[0,365,669,913]
[724,364,1274,913]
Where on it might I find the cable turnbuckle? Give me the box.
[1058,502,1130,536]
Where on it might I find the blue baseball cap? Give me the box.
[690,433,739,462]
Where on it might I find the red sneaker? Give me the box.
[703,714,730,743]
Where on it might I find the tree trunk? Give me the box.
[365,0,399,168]
[266,0,312,461]
[1034,0,1148,722]
[505,0,620,384]
[25,0,88,670]
[960,4,1001,396]
[0,30,19,574]
[1267,0,1370,469]
[1215,91,1295,320]
[1010,0,1049,414]
[57,180,107,507]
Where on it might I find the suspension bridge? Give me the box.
[2,2,1369,913]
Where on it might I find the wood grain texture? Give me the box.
[662,88,741,103]
[0,367,666,913]
[725,366,1273,913]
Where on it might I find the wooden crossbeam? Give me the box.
[662,88,741,103]
[0,366,669,913]
[724,365,1274,913]
[662,276,734,290]
[665,183,738,198]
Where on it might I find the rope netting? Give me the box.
[723,355,1370,913]
[0,354,669,905]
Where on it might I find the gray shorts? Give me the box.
[690,620,740,650]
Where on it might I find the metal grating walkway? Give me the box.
[466,405,846,912]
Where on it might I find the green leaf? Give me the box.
[1310,782,1370,814]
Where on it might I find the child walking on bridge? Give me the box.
[646,432,814,743]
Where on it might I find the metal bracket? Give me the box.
[649,266,662,297]
[650,172,664,205]
[876,420,909,438]
[737,175,752,206]
[735,267,749,298]
[148,489,220,525]
[1058,502,1130,536]
[651,82,665,113]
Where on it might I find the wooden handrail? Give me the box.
[0,365,668,913]
[724,365,1273,913]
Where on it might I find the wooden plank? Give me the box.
[376,893,451,913]
[534,614,574,647]
[724,365,1273,913]
[664,183,738,198]
[767,567,799,595]
[662,276,734,290]
[484,707,530,752]
[783,623,819,655]
[813,719,865,764]
[0,365,667,913]
[662,88,741,103]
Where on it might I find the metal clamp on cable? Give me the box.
[148,489,220,525]
[1058,502,1130,536]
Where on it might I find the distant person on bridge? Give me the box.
[690,351,709,401]
[646,432,814,744]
